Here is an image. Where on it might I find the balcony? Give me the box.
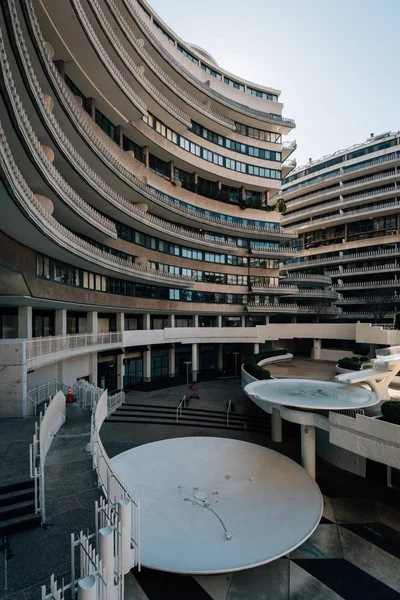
[247,303,341,314]
[282,159,297,178]
[286,289,339,300]
[285,247,400,270]
[250,246,297,258]
[327,263,398,277]
[294,200,400,231]
[337,296,399,304]
[249,285,299,294]
[26,332,123,369]
[281,273,332,285]
[334,279,400,290]
[282,140,297,160]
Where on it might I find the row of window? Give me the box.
[190,121,281,161]
[148,261,279,284]
[235,123,282,143]
[37,253,250,304]
[143,114,281,179]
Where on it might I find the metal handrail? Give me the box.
[226,399,232,426]
[176,395,186,422]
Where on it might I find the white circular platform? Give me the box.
[112,437,322,574]
[245,378,379,410]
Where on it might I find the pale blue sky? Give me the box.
[149,0,399,167]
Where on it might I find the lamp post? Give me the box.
[183,361,191,402]
[233,352,240,381]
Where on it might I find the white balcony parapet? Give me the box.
[337,296,399,304]
[96,0,234,128]
[286,289,339,299]
[283,140,297,151]
[327,263,398,276]
[0,33,117,238]
[285,248,400,270]
[0,123,194,286]
[246,303,341,314]
[26,332,122,361]
[18,2,292,242]
[250,285,299,294]
[295,200,400,230]
[281,273,332,285]
[121,0,296,128]
[250,246,298,257]
[281,153,400,196]
[76,0,191,127]
[335,279,400,289]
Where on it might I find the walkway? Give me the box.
[267,357,338,380]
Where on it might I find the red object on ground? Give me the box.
[67,386,73,403]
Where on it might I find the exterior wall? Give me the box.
[0,340,27,418]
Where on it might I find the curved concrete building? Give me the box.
[278,131,400,323]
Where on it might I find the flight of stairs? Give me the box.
[0,477,41,536]
[106,403,299,436]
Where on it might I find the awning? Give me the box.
[98,348,125,358]
[124,345,150,353]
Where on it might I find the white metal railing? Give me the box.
[26,332,123,360]
[327,263,397,276]
[285,247,400,269]
[28,379,68,415]
[296,200,400,229]
[30,391,66,523]
[335,279,400,289]
[74,379,103,410]
[176,395,186,422]
[107,390,125,416]
[226,399,232,426]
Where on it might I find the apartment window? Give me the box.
[122,136,144,163]
[177,44,199,64]
[246,87,278,102]
[95,109,118,142]
[201,63,222,80]
[224,76,245,91]
[64,75,90,114]
[153,20,175,45]
[149,154,170,179]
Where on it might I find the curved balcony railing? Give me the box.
[70,0,148,118]
[0,32,117,238]
[26,332,123,360]
[121,0,295,128]
[98,0,233,128]
[284,185,398,223]
[327,263,398,276]
[247,303,340,314]
[249,285,299,294]
[20,0,292,242]
[295,200,400,230]
[250,246,298,257]
[337,296,399,304]
[281,272,332,285]
[335,279,400,289]
[286,289,339,299]
[281,153,400,197]
[0,122,194,287]
[285,247,400,270]
[76,0,191,127]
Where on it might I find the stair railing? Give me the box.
[176,395,186,422]
[226,399,232,426]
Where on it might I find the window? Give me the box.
[177,44,199,64]
[201,63,222,80]
[153,21,175,44]
[224,76,245,91]
[95,109,118,142]
[246,87,278,102]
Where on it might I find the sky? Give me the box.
[148,0,399,167]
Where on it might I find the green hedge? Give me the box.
[244,348,288,380]
[337,356,368,371]
[381,401,400,425]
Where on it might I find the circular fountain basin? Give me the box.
[112,436,322,574]
[245,378,379,411]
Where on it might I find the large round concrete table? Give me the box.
[112,437,322,574]
[245,379,380,479]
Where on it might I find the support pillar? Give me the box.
[253,343,260,354]
[312,338,321,360]
[117,312,124,333]
[241,315,246,327]
[143,348,151,382]
[291,315,297,324]
[98,526,115,597]
[88,354,98,387]
[143,145,149,169]
[169,314,175,328]
[55,309,67,336]
[218,344,223,371]
[87,311,98,335]
[265,315,270,324]
[115,124,123,148]
[86,97,96,120]
[144,313,151,330]
[117,353,124,390]
[217,315,222,328]
[193,314,199,328]
[271,408,282,443]
[301,424,316,480]
[118,499,135,572]
[169,345,175,377]
[18,306,32,338]
[169,161,174,182]
[192,343,198,382]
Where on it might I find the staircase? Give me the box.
[106,403,299,435]
[0,477,41,536]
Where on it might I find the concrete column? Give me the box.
[193,314,199,328]
[218,344,223,371]
[144,313,151,330]
[291,316,297,323]
[271,408,282,443]
[0,341,28,417]
[301,424,316,480]
[87,311,98,334]
[193,172,198,187]
[118,499,135,573]
[192,343,198,382]
[253,343,260,354]
[143,348,151,381]
[143,145,150,168]
[117,353,124,390]
[169,346,175,377]
[115,125,123,148]
[217,315,222,328]
[86,97,96,119]
[312,338,321,360]
[55,309,67,336]
[265,315,270,324]
[88,354,98,387]
[169,314,175,328]
[117,312,125,332]
[18,306,32,338]
[241,315,246,327]
[169,160,174,182]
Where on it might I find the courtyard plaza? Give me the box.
[0,370,399,599]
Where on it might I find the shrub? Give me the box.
[394,313,400,330]
[243,348,288,380]
[361,362,373,369]
[337,356,363,371]
[381,401,400,425]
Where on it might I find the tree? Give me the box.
[363,293,395,324]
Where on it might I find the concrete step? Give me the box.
[0,487,35,508]
[115,407,270,427]
[107,415,269,433]
[120,404,268,424]
[0,499,36,521]
[0,476,34,495]
[0,511,41,537]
